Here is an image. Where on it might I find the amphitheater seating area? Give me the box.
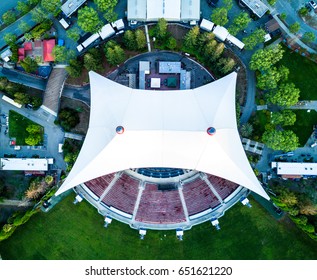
[101,173,140,214]
[84,173,115,198]
[182,177,220,216]
[207,175,239,200]
[135,183,186,223]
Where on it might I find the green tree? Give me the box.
[52,46,68,62]
[271,110,296,126]
[250,45,284,71]
[167,37,177,50]
[4,33,17,46]
[135,29,146,50]
[14,92,30,105]
[302,32,316,43]
[104,9,118,23]
[27,0,40,5]
[262,130,299,151]
[58,108,80,131]
[211,7,228,26]
[2,10,16,25]
[267,0,277,5]
[18,21,31,33]
[26,124,42,134]
[20,57,38,73]
[31,7,47,23]
[269,83,300,107]
[123,30,136,50]
[242,28,266,50]
[66,59,83,78]
[257,66,289,90]
[30,96,42,108]
[25,134,42,146]
[17,1,30,14]
[78,6,102,33]
[84,53,100,72]
[289,22,300,34]
[210,42,225,61]
[66,27,81,42]
[280,13,287,21]
[240,123,253,138]
[223,0,233,9]
[0,77,9,91]
[217,57,236,74]
[183,26,200,49]
[155,18,168,39]
[41,0,61,14]
[94,0,118,12]
[228,12,251,36]
[105,44,126,66]
[298,7,309,17]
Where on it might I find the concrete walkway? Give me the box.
[0,199,33,207]
[290,100,317,110]
[272,14,316,54]
[144,25,151,52]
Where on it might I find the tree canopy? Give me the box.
[41,0,61,14]
[183,26,200,49]
[78,6,102,33]
[94,0,118,12]
[242,28,266,50]
[257,66,289,90]
[250,45,284,71]
[289,22,300,34]
[271,110,296,126]
[211,7,229,26]
[155,18,168,39]
[104,41,126,66]
[262,129,299,151]
[269,83,300,107]
[228,12,251,35]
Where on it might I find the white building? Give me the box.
[272,162,317,178]
[127,0,200,22]
[0,158,53,171]
[56,71,269,200]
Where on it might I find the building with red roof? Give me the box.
[43,39,55,62]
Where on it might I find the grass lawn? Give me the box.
[0,193,317,260]
[287,110,317,146]
[8,110,43,145]
[278,45,317,100]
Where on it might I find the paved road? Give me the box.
[0,0,25,16]
[0,9,36,51]
[0,66,47,90]
[265,0,317,45]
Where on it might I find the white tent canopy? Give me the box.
[56,71,269,200]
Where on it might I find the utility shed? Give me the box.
[200,19,215,32]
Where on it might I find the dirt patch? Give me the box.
[60,97,90,135]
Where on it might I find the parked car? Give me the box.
[309,1,317,10]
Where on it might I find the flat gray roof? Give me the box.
[61,0,87,17]
[241,0,268,18]
[159,61,181,74]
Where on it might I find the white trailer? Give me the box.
[98,24,115,40]
[81,33,100,48]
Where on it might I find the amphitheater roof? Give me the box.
[56,71,269,200]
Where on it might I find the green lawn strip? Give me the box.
[278,45,317,100]
[1,193,317,260]
[8,110,43,145]
[286,110,317,146]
